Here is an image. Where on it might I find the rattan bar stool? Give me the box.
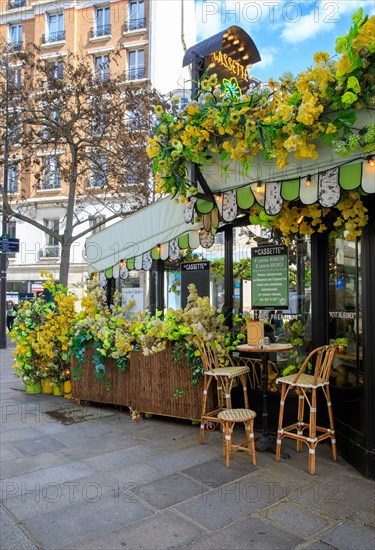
[217,408,257,467]
[194,338,251,444]
[275,344,337,474]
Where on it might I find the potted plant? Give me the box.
[336,337,348,353]
[11,272,77,395]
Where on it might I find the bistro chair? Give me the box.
[194,338,251,444]
[217,408,257,467]
[275,344,337,475]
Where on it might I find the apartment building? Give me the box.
[0,0,195,301]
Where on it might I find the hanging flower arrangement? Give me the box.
[269,190,368,245]
[147,9,375,202]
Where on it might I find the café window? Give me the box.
[328,235,362,387]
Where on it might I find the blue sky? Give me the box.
[195,1,375,82]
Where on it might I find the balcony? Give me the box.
[42,30,66,44]
[39,245,60,259]
[89,25,111,39]
[7,0,25,9]
[123,18,146,32]
[8,41,23,52]
[124,66,146,81]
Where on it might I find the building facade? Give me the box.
[0,0,195,301]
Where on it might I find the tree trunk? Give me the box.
[59,242,71,288]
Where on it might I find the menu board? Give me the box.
[180,261,210,308]
[251,245,289,309]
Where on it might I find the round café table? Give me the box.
[236,343,293,453]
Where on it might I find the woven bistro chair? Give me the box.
[217,408,257,467]
[194,338,251,444]
[275,344,337,475]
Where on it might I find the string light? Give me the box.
[216,192,222,201]
[367,155,375,167]
[297,215,304,224]
[256,181,264,192]
[306,174,312,187]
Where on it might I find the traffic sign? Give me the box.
[0,234,20,253]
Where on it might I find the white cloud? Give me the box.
[280,0,375,44]
[256,46,279,69]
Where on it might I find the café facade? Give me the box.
[86,20,375,478]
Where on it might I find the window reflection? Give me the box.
[329,236,362,388]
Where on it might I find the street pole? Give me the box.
[0,48,10,349]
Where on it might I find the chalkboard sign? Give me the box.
[180,261,210,308]
[251,245,289,310]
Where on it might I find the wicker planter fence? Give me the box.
[72,343,215,421]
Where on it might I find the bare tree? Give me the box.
[0,45,162,286]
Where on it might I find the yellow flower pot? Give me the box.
[53,383,64,396]
[64,380,73,399]
[42,376,54,394]
[25,380,42,394]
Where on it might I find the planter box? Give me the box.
[72,343,215,421]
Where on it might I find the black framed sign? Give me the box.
[180,261,210,308]
[251,245,289,310]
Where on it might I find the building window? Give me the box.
[125,0,145,31]
[92,6,111,37]
[92,110,109,135]
[8,0,25,9]
[8,221,17,258]
[9,67,21,88]
[89,215,106,234]
[175,96,189,110]
[41,219,60,258]
[42,108,58,139]
[41,155,60,189]
[43,12,65,43]
[9,24,22,50]
[94,55,110,81]
[125,108,143,130]
[46,60,64,86]
[7,164,18,193]
[125,49,145,80]
[9,117,21,145]
[89,155,107,187]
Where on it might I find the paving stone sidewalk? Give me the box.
[1,340,374,549]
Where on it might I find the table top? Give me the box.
[236,343,293,353]
[336,351,362,361]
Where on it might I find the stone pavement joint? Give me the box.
[1,341,374,550]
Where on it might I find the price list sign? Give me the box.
[251,245,289,309]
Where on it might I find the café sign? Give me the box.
[251,245,289,310]
[182,26,261,94]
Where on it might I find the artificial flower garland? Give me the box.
[147,9,375,202]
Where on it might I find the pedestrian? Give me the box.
[6,300,17,332]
